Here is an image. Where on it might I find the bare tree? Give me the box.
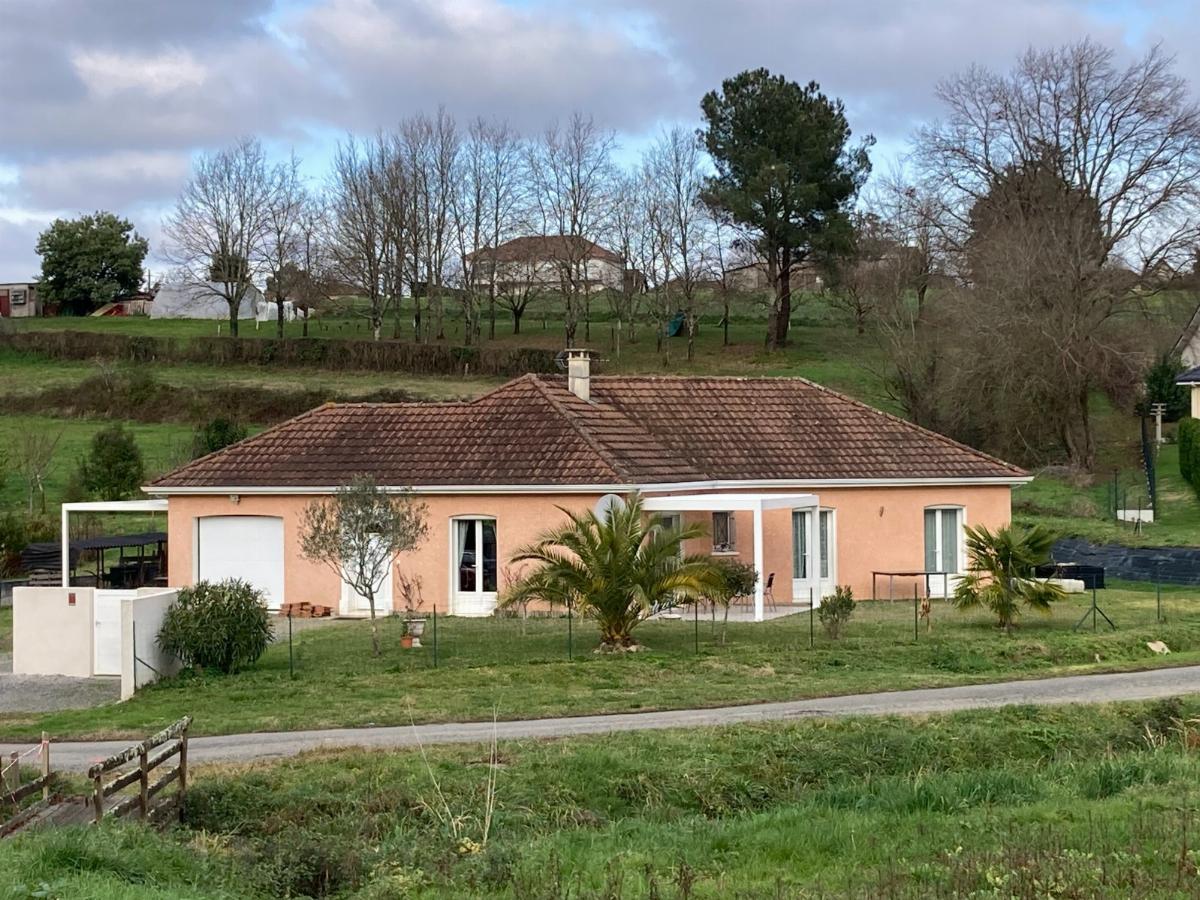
[17,429,62,514]
[328,135,394,340]
[645,127,713,361]
[164,138,277,337]
[911,40,1200,469]
[299,476,428,657]
[604,172,651,356]
[526,113,616,344]
[261,153,308,338]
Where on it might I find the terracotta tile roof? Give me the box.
[465,235,623,265]
[150,374,1024,490]
[581,376,1026,481]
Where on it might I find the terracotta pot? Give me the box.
[400,634,414,649]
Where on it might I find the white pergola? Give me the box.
[60,499,169,587]
[642,492,818,621]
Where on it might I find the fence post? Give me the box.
[693,600,699,654]
[40,732,49,803]
[288,609,294,679]
[1157,579,1162,624]
[914,586,919,642]
[3,751,16,797]
[567,598,573,661]
[92,772,103,823]
[432,603,439,668]
[138,747,149,820]
[809,588,814,650]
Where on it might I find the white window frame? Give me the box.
[792,507,836,600]
[449,516,498,616]
[711,510,737,554]
[924,505,965,598]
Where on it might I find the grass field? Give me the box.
[3,699,1200,897]
[1,582,1195,741]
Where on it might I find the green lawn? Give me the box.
[3,699,1200,897]
[2,584,1196,741]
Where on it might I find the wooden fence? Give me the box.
[88,716,190,825]
[0,733,52,837]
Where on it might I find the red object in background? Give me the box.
[0,290,9,317]
[68,593,76,606]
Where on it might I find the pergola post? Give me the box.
[60,505,70,588]
[752,501,765,622]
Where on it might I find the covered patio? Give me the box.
[59,500,169,588]
[643,492,819,622]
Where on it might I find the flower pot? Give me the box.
[406,618,425,647]
[400,634,414,649]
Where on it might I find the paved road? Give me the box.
[7,665,1199,772]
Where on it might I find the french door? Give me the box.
[453,518,497,616]
[792,509,834,602]
[924,507,963,597]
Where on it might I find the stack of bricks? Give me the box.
[278,602,332,618]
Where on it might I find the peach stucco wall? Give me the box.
[165,483,1012,612]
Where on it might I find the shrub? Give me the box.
[192,417,248,458]
[158,579,272,674]
[818,585,855,639]
[1180,417,1200,494]
[77,423,144,500]
[1141,352,1189,422]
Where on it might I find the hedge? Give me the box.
[1179,417,1200,495]
[0,331,558,378]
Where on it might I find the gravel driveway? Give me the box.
[0,674,121,713]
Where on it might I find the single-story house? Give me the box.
[138,352,1027,620]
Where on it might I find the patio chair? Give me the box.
[764,572,777,612]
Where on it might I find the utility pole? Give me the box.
[1151,402,1167,446]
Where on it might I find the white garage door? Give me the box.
[93,589,133,676]
[197,516,285,609]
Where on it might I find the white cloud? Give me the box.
[72,50,209,99]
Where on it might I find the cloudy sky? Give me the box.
[1,0,1196,279]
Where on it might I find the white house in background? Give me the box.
[150,282,264,320]
[1175,301,1200,368]
[466,235,629,294]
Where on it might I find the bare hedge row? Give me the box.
[0,331,558,377]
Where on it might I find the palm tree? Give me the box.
[503,493,726,651]
[953,523,1065,631]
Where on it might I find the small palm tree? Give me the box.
[503,493,725,651]
[953,523,1065,631]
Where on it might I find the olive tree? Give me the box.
[299,476,428,656]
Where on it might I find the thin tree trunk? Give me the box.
[228,303,239,338]
[276,300,285,339]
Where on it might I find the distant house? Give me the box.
[0,282,40,318]
[150,282,264,320]
[723,261,824,293]
[466,236,627,294]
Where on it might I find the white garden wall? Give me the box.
[123,589,182,700]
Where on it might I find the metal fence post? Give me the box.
[1157,579,1162,624]
[432,603,438,668]
[567,598,573,661]
[694,600,699,654]
[914,586,919,642]
[288,609,294,679]
[809,587,814,649]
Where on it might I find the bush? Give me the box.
[712,559,759,601]
[158,579,272,674]
[1141,352,1189,422]
[77,423,144,500]
[1180,417,1200,494]
[192,417,248,458]
[817,585,855,639]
